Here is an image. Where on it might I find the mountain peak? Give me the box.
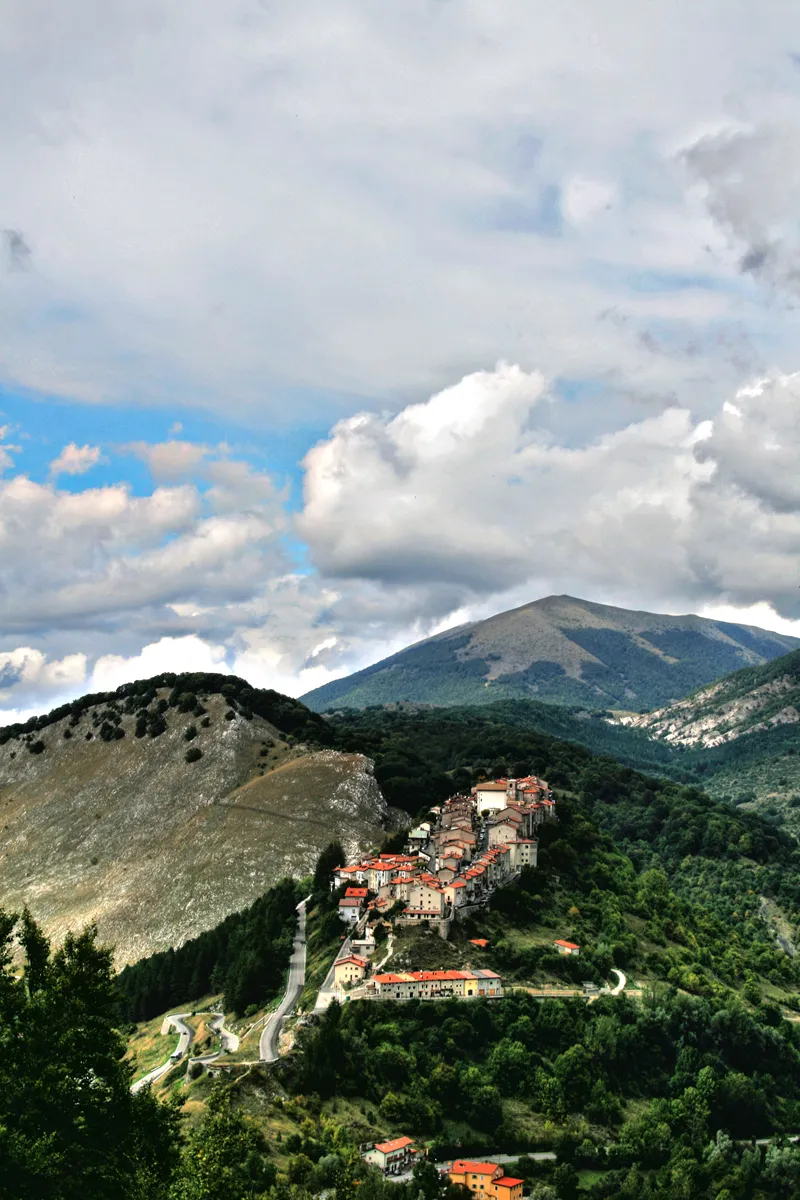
[302,596,800,713]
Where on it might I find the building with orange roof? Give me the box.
[370,968,502,1001]
[448,1162,523,1200]
[363,1135,420,1174]
[554,939,580,955]
[338,895,366,924]
[333,954,369,988]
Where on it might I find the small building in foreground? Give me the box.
[362,1135,419,1174]
[448,1161,524,1200]
[554,939,580,956]
[333,954,369,989]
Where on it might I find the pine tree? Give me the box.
[0,907,181,1199]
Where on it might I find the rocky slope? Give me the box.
[0,680,390,965]
[302,594,799,713]
[615,649,800,749]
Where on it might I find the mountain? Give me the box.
[615,647,800,816]
[0,673,392,965]
[301,593,800,713]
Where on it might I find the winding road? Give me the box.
[131,1014,193,1093]
[259,896,309,1062]
[130,1010,239,1093]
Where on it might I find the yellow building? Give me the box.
[333,954,368,988]
[449,1161,523,1200]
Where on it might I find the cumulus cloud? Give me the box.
[127,440,210,482]
[49,442,101,477]
[0,445,286,635]
[0,646,87,716]
[300,363,800,623]
[91,636,229,692]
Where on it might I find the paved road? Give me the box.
[315,932,353,1012]
[260,897,309,1062]
[608,968,626,995]
[130,1009,240,1092]
[208,1012,239,1055]
[131,1014,193,1093]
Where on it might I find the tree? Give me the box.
[169,1086,275,1200]
[314,841,346,894]
[0,908,181,1199]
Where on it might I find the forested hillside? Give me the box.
[117,876,302,1021]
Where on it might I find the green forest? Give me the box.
[7,674,800,1198]
[116,876,302,1021]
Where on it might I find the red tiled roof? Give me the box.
[345,887,368,897]
[451,1161,500,1176]
[339,897,363,907]
[554,939,580,950]
[374,1136,414,1154]
[336,955,368,969]
[470,938,489,948]
[495,1179,524,1188]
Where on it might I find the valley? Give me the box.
[7,663,800,1199]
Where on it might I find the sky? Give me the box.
[5,0,800,720]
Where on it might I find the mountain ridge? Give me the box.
[0,673,391,965]
[302,593,800,712]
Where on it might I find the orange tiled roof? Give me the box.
[374,1136,414,1154]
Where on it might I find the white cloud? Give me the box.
[300,363,800,624]
[698,601,800,639]
[682,120,800,296]
[0,446,286,633]
[127,439,210,482]
[1,1,799,421]
[49,442,101,477]
[562,176,617,225]
[91,636,229,692]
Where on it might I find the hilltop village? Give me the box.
[327,777,557,1001]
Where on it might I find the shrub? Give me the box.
[185,747,203,763]
[184,725,198,742]
[28,740,45,755]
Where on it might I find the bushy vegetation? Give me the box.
[0,672,329,748]
[117,877,302,1020]
[0,908,181,1199]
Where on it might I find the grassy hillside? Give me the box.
[302,594,799,713]
[0,674,389,965]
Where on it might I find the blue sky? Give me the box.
[4,0,800,720]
